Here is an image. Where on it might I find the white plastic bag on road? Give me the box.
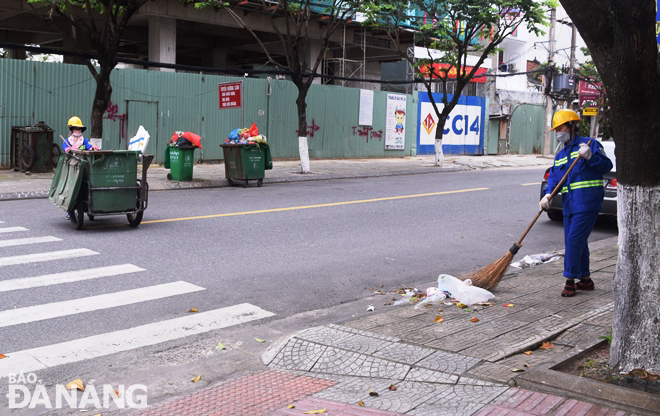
[437,274,494,306]
[393,289,415,306]
[510,253,564,269]
[128,125,150,152]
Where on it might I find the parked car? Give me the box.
[540,140,617,222]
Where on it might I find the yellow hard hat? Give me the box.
[67,116,86,132]
[551,109,580,131]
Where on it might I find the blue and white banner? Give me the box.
[417,92,485,155]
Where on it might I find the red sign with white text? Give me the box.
[419,63,487,82]
[579,80,602,106]
[219,82,242,109]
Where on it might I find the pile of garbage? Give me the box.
[170,131,202,148]
[510,252,563,269]
[392,274,494,309]
[225,123,268,145]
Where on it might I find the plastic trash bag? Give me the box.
[128,125,150,152]
[229,128,241,140]
[415,287,447,309]
[511,253,564,269]
[437,274,494,306]
[393,289,415,306]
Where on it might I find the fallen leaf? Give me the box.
[254,338,265,343]
[0,354,6,359]
[470,318,479,323]
[425,304,431,308]
[66,379,85,391]
[524,351,532,355]
[287,405,295,409]
[380,284,383,288]
[388,384,397,391]
[369,287,374,290]
[456,302,467,309]
[539,342,554,350]
[191,375,202,382]
[524,364,531,368]
[369,390,379,397]
[434,316,444,323]
[358,401,365,407]
[187,308,198,313]
[503,303,514,308]
[476,302,493,306]
[217,342,226,350]
[303,409,326,414]
[510,368,525,372]
[114,389,121,397]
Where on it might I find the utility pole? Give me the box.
[569,22,577,75]
[543,7,556,155]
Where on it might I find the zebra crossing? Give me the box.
[0,221,275,377]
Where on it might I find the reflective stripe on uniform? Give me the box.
[570,151,579,159]
[569,179,603,190]
[555,157,568,166]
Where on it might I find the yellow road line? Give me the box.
[140,187,489,225]
[521,182,541,186]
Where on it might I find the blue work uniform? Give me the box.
[544,135,613,280]
[62,137,94,152]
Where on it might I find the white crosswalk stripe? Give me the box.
[0,264,145,292]
[0,236,62,248]
[0,281,205,327]
[0,226,28,234]
[0,303,276,375]
[0,248,98,267]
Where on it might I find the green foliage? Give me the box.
[600,330,613,346]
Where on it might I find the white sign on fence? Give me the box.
[385,94,407,150]
[419,102,481,146]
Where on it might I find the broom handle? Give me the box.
[515,139,593,246]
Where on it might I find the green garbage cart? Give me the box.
[220,143,271,187]
[49,150,154,230]
[165,144,195,181]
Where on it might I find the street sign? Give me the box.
[218,81,242,109]
[583,107,598,116]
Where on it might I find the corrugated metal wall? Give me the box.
[0,59,416,166]
[509,104,545,154]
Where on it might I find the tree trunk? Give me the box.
[611,185,660,374]
[89,68,113,140]
[434,117,448,167]
[559,0,660,373]
[295,85,310,174]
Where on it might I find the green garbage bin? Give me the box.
[167,145,195,181]
[220,143,267,187]
[85,151,139,213]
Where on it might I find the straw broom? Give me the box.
[470,140,593,290]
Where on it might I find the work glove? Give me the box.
[578,142,592,160]
[539,194,552,211]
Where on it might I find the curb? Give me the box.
[0,166,472,202]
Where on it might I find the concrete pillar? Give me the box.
[149,17,176,72]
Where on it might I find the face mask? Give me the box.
[556,131,571,144]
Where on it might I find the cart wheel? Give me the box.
[52,144,61,167]
[21,145,35,171]
[243,180,248,188]
[227,178,234,186]
[167,173,172,180]
[88,214,95,221]
[69,199,85,230]
[127,211,144,228]
[257,179,263,187]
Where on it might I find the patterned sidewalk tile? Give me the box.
[373,342,436,364]
[553,323,608,347]
[341,313,400,330]
[311,346,410,379]
[361,381,452,414]
[137,370,336,416]
[415,350,482,375]
[407,384,510,416]
[271,396,402,415]
[296,325,359,345]
[496,344,572,369]
[333,333,396,355]
[404,367,459,384]
[268,338,327,371]
[464,361,520,384]
[313,375,399,404]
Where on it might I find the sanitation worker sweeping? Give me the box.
[470,109,612,293]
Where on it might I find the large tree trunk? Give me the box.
[560,0,660,373]
[89,68,113,140]
[295,85,311,174]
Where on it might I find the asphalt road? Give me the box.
[0,167,617,413]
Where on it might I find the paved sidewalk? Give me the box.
[135,237,649,416]
[0,154,551,201]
